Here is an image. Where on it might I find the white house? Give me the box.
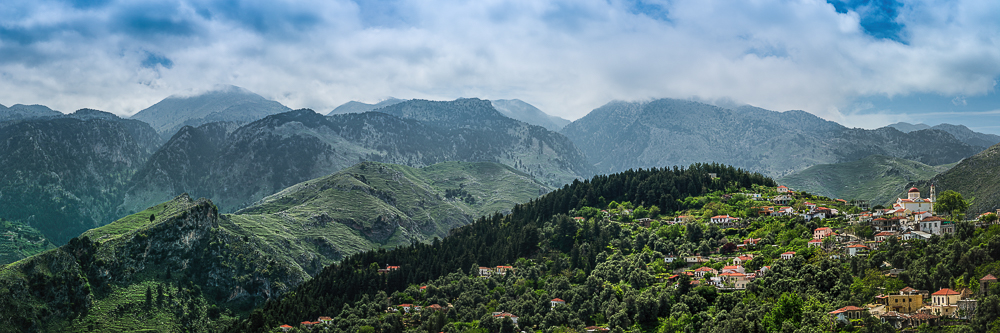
[847,244,868,256]
[781,252,795,260]
[920,216,944,235]
[710,215,740,224]
[777,186,790,193]
[550,298,566,309]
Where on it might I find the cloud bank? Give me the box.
[0,0,998,129]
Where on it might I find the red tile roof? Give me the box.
[932,288,960,296]
[551,298,565,302]
[981,274,998,281]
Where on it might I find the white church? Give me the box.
[893,186,935,213]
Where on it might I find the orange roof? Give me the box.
[782,251,795,255]
[695,266,716,272]
[830,305,865,314]
[551,298,565,302]
[815,227,831,231]
[900,287,916,292]
[932,288,960,296]
[280,325,293,328]
[981,274,998,281]
[808,239,823,243]
[847,244,867,248]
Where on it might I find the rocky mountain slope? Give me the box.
[121,101,591,215]
[230,161,552,276]
[130,85,290,138]
[562,99,981,177]
[491,99,571,131]
[0,194,309,333]
[778,155,951,205]
[0,109,161,245]
[914,142,1000,215]
[327,98,405,115]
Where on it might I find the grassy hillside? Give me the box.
[0,219,56,265]
[778,155,948,205]
[230,161,552,276]
[0,194,310,333]
[917,142,1000,214]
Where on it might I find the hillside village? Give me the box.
[271,180,1000,332]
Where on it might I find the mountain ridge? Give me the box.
[130,85,290,138]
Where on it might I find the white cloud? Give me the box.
[0,0,997,122]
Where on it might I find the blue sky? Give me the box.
[0,0,998,133]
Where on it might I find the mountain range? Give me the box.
[913,141,1000,215]
[889,122,1000,150]
[120,100,590,217]
[561,99,981,177]
[0,104,63,121]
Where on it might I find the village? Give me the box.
[274,184,1000,332]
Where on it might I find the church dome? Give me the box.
[908,187,920,193]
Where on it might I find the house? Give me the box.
[496,266,513,275]
[940,221,956,234]
[694,266,718,278]
[919,216,944,234]
[874,231,896,242]
[399,304,414,313]
[301,321,317,328]
[719,272,749,289]
[279,324,293,332]
[777,185,790,193]
[551,298,566,309]
[721,265,745,274]
[420,285,428,291]
[807,239,824,248]
[378,265,401,274]
[664,256,677,263]
[685,256,708,263]
[772,195,792,205]
[757,206,776,216]
[426,304,444,311]
[733,255,753,266]
[830,306,867,322]
[710,215,741,224]
[925,288,961,317]
[846,244,868,256]
[492,312,519,325]
[981,274,997,296]
[813,227,833,239]
[479,266,492,276]
[673,215,694,224]
[883,292,923,313]
[318,316,332,323]
[780,252,795,260]
[803,202,817,210]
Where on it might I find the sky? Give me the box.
[1,0,999,133]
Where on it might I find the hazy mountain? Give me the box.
[0,110,161,245]
[888,122,931,133]
[0,104,62,121]
[121,101,591,216]
[778,155,950,206]
[491,99,571,131]
[561,99,980,177]
[327,98,405,115]
[914,142,1000,215]
[886,122,999,149]
[929,123,1000,150]
[130,85,290,138]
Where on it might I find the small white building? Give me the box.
[780,252,795,260]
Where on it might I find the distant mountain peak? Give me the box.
[328,97,405,115]
[131,85,290,137]
[491,99,571,131]
[887,122,931,133]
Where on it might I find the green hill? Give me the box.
[778,155,950,205]
[229,161,552,276]
[917,142,1000,214]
